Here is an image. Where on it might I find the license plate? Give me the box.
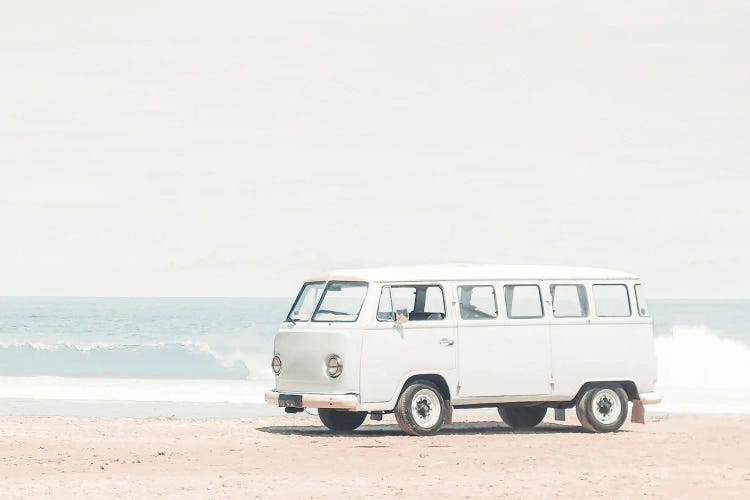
[278,394,303,408]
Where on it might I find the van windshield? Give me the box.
[287,282,325,322]
[312,282,369,322]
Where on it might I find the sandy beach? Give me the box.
[1,413,748,499]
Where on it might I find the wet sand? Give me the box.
[1,414,748,498]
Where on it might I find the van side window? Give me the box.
[378,285,445,321]
[634,284,650,317]
[423,287,445,318]
[550,285,588,318]
[593,284,631,317]
[458,285,498,320]
[504,285,543,319]
[376,287,394,322]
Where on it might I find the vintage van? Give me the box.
[265,265,661,435]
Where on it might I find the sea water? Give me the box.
[0,297,286,418]
[0,297,748,417]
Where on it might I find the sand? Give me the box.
[1,413,748,498]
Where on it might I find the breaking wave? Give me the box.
[0,341,272,380]
[655,326,750,414]
[655,325,750,389]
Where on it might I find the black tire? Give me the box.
[394,381,446,436]
[576,384,628,433]
[498,406,547,428]
[318,409,367,431]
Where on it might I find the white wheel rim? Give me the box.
[411,389,441,428]
[591,389,621,424]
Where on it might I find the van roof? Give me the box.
[307,264,638,283]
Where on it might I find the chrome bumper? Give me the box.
[264,391,359,410]
[637,392,662,405]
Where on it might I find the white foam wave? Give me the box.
[0,376,269,404]
[0,340,146,351]
[655,326,750,414]
[0,340,273,381]
[655,326,750,389]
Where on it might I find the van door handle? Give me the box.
[440,338,454,346]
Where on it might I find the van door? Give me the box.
[360,284,458,403]
[456,282,552,398]
[546,281,593,396]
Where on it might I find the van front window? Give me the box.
[287,282,325,322]
[312,282,369,322]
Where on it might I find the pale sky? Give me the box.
[1,1,749,298]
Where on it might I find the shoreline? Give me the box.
[2,414,749,498]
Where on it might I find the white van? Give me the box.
[265,265,661,435]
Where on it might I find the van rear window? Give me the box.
[504,285,544,319]
[458,285,498,320]
[551,284,589,318]
[593,284,631,317]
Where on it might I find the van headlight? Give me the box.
[271,355,282,375]
[326,355,343,378]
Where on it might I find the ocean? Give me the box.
[0,298,748,417]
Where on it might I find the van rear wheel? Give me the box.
[395,381,446,436]
[576,384,628,433]
[318,409,367,431]
[498,406,546,428]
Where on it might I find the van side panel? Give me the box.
[458,321,552,396]
[549,282,657,398]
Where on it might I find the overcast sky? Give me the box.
[1,1,749,298]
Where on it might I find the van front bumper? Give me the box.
[637,392,662,405]
[264,391,359,410]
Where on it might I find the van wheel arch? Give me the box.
[398,374,451,406]
[575,381,638,402]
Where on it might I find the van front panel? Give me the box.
[273,324,362,395]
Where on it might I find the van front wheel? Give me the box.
[318,409,367,431]
[395,381,446,436]
[498,406,546,428]
[576,385,628,433]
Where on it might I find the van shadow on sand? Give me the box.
[257,421,603,437]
